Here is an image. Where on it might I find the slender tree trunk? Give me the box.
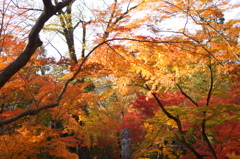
[55,0,78,64]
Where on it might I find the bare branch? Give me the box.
[11,1,43,11]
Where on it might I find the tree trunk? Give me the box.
[77,146,90,159]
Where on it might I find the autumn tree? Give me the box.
[89,0,240,158]
[0,0,144,158]
[0,0,86,158]
[0,0,239,158]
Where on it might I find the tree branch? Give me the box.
[201,116,217,159]
[0,103,58,126]
[81,23,87,58]
[201,62,217,159]
[0,0,74,89]
[0,32,119,127]
[0,37,198,129]
[145,85,203,158]
[206,64,213,106]
[55,0,78,63]
[42,0,54,8]
[176,84,199,107]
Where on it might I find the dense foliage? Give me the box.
[0,0,239,158]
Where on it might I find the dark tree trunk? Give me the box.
[77,146,90,159]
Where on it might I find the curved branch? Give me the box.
[105,37,190,44]
[0,37,192,127]
[145,85,203,159]
[0,33,116,127]
[0,0,74,89]
[0,103,58,127]
[201,63,217,159]
[201,117,217,159]
[176,84,199,107]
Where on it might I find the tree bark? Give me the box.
[0,0,74,89]
[56,0,78,63]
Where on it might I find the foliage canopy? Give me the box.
[0,0,239,158]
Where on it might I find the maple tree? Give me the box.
[0,0,240,158]
[88,0,240,158]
